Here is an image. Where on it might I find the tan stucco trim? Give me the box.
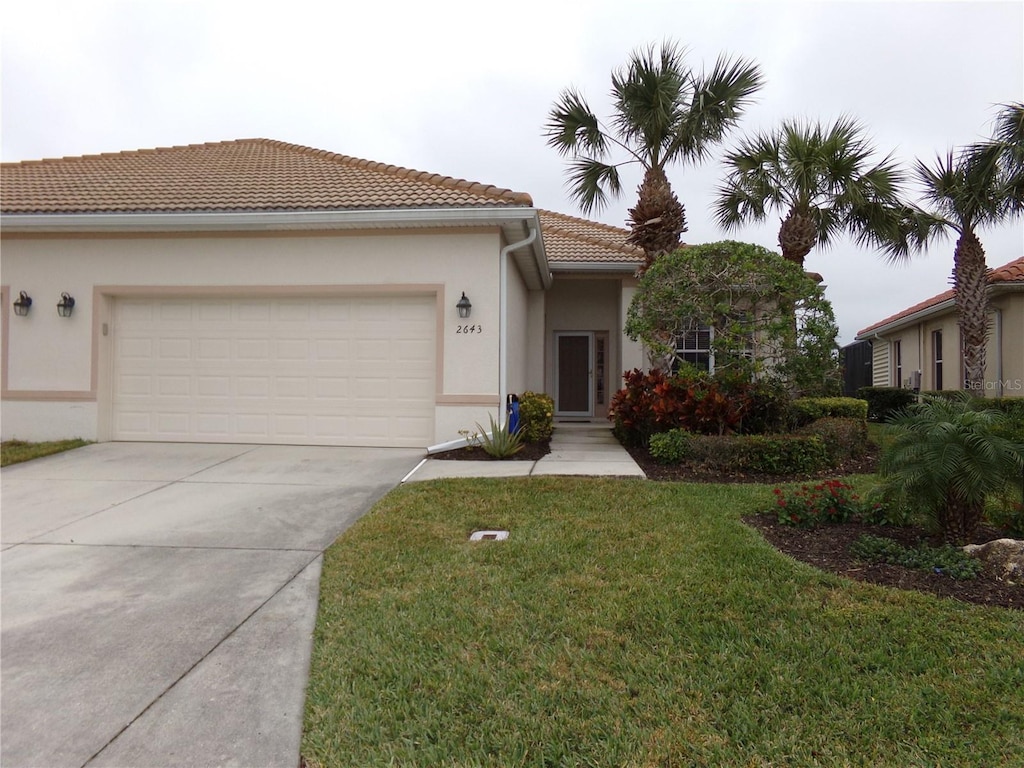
[90,285,450,421]
[436,395,500,405]
[1,390,96,401]
[1,284,8,394]
[94,284,445,297]
[1,284,98,401]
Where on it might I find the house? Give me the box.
[855,256,1024,397]
[1,139,646,447]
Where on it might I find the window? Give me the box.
[892,340,902,387]
[932,330,943,390]
[673,316,755,376]
[675,324,712,372]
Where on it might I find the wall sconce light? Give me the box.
[57,292,76,318]
[13,291,33,317]
[456,292,472,319]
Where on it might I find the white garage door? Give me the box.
[111,295,436,447]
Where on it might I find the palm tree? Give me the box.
[713,117,907,269]
[545,41,762,270]
[902,145,1019,392]
[878,104,1023,393]
[879,395,1024,545]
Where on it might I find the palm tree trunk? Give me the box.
[953,230,989,393]
[941,493,984,545]
[777,208,817,267]
[626,167,687,273]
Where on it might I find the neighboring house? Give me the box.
[855,256,1024,397]
[1,139,645,447]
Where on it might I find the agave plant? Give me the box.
[878,394,1024,545]
[475,414,524,459]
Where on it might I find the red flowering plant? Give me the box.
[772,480,862,527]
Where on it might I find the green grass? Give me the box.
[303,477,1024,767]
[1,438,89,466]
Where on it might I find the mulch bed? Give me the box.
[431,438,551,462]
[629,442,1021,611]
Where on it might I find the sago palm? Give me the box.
[879,395,1024,545]
[545,41,762,270]
[713,117,907,269]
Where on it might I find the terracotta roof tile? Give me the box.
[538,209,643,265]
[857,256,1024,336]
[0,139,533,214]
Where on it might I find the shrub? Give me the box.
[850,534,983,580]
[773,480,862,527]
[789,396,868,427]
[739,380,791,435]
[741,435,828,474]
[475,415,524,458]
[648,429,692,464]
[986,496,1024,538]
[879,394,1024,544]
[609,368,779,446]
[860,487,915,527]
[797,417,869,464]
[681,434,828,474]
[857,386,917,422]
[517,391,554,443]
[609,368,680,446]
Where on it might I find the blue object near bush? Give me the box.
[507,394,521,434]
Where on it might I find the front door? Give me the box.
[555,332,593,416]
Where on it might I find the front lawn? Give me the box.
[1,439,89,467]
[302,477,1023,767]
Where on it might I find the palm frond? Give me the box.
[565,158,625,215]
[544,88,609,158]
[669,55,763,164]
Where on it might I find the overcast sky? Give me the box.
[3,0,1022,344]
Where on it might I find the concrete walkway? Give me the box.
[405,422,645,481]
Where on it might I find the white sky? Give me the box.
[3,0,1022,344]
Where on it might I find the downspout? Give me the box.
[499,223,539,423]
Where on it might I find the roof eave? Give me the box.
[855,283,1023,340]
[549,260,641,274]
[0,207,535,233]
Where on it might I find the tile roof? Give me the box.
[857,256,1024,336]
[538,209,643,265]
[0,139,533,214]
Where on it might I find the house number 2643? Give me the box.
[456,324,482,334]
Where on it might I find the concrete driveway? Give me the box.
[0,442,422,768]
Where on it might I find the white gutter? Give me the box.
[499,223,539,424]
[0,207,541,233]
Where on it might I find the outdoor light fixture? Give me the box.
[57,292,76,318]
[456,292,472,319]
[13,291,32,317]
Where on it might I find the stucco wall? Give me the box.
[1,228,508,442]
[868,290,1024,397]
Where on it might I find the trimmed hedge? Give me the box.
[790,396,868,428]
[796,417,869,464]
[649,429,828,474]
[857,386,917,421]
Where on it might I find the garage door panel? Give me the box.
[112,296,435,446]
